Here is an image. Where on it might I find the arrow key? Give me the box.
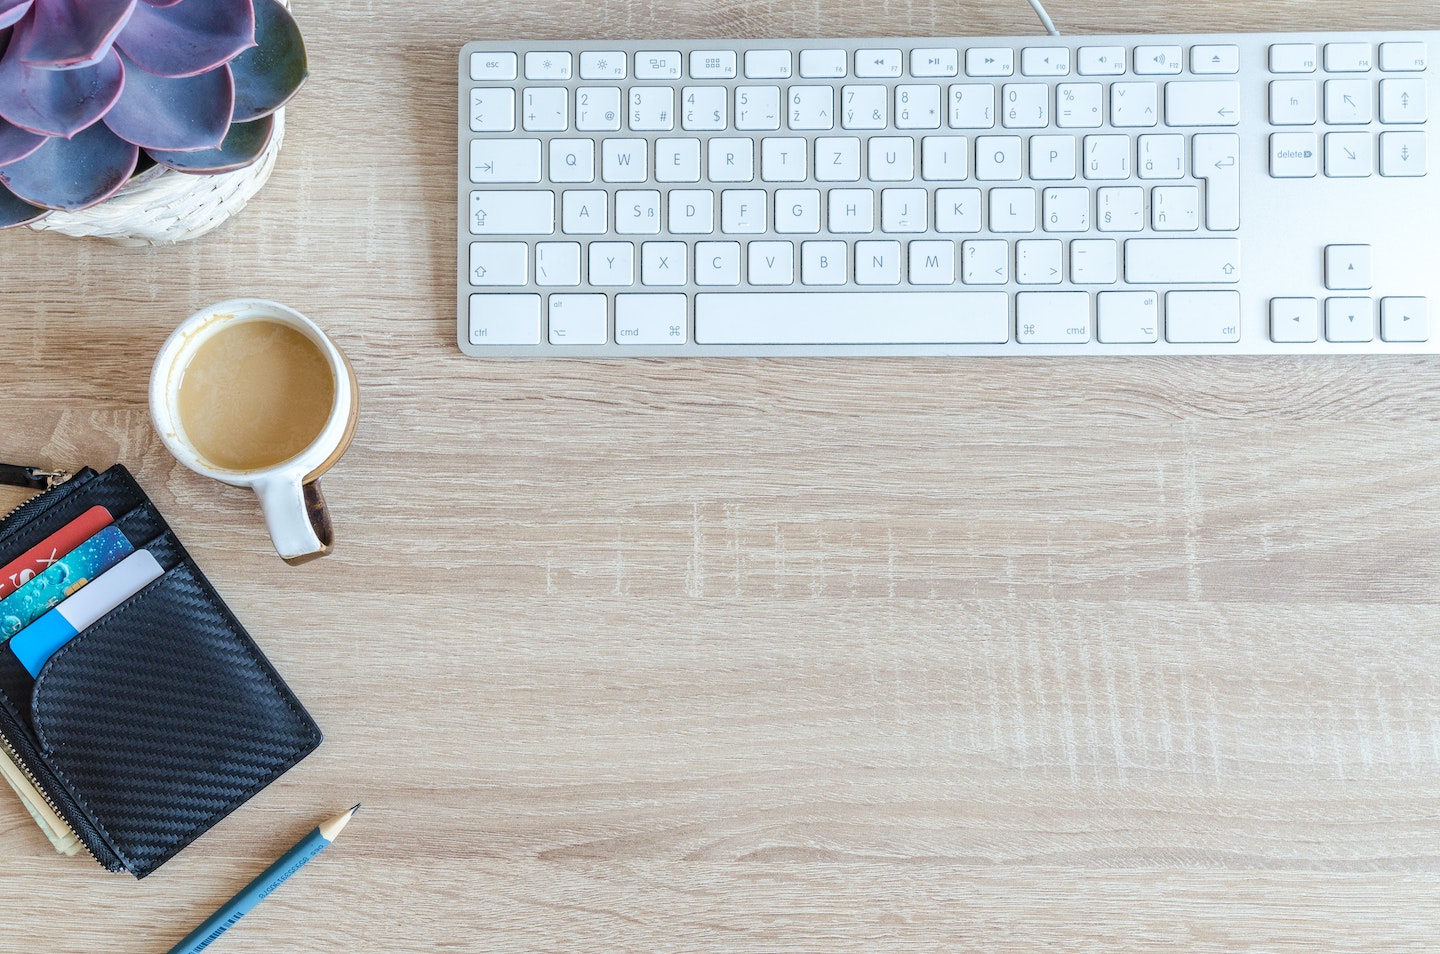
[1381,297,1429,342]
[1325,244,1372,290]
[1270,297,1319,343]
[1325,297,1375,342]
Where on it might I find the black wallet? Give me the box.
[0,464,322,878]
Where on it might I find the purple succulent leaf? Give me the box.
[0,35,125,138]
[0,0,32,32]
[0,175,48,225]
[139,0,186,6]
[0,114,44,163]
[0,118,138,210]
[114,0,254,79]
[18,0,137,69]
[149,111,271,173]
[230,0,304,122]
[102,55,232,151]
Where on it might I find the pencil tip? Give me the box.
[349,804,361,814]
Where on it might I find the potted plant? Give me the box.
[0,0,305,244]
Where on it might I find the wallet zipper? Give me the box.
[0,463,74,527]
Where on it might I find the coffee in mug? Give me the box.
[150,300,358,564]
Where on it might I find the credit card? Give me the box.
[0,525,134,640]
[8,549,164,677]
[0,506,113,599]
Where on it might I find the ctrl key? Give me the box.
[469,293,541,345]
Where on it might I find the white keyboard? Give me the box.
[457,32,1438,357]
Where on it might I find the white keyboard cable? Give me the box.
[1025,0,1061,36]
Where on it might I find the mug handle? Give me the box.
[254,475,334,565]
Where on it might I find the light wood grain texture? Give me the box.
[3,2,1440,951]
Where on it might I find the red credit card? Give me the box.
[0,506,113,599]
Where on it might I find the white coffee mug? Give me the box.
[149,299,359,564]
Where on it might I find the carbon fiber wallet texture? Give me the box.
[0,465,323,877]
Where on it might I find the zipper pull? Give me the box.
[0,463,72,491]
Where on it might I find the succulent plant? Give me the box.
[0,0,306,228]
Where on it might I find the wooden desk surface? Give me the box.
[3,2,1440,951]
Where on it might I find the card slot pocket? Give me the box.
[114,502,170,553]
[0,467,149,565]
[27,563,321,878]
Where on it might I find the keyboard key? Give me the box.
[695,241,742,285]
[629,87,675,130]
[762,137,808,181]
[1380,78,1426,123]
[1083,135,1131,179]
[1324,42,1372,72]
[1380,130,1426,176]
[470,52,517,81]
[976,135,1023,179]
[575,86,622,131]
[1324,79,1372,124]
[1134,46,1183,75]
[548,294,608,344]
[601,138,647,182]
[615,189,661,234]
[908,240,957,284]
[789,86,836,129]
[1017,291,1090,343]
[1151,186,1199,231]
[535,242,581,285]
[882,187,928,231]
[1110,82,1157,127]
[642,241,688,284]
[934,188,980,232]
[636,51,683,79]
[524,52,572,80]
[695,292,1009,344]
[654,138,701,182]
[467,242,528,285]
[681,86,728,131]
[1191,45,1239,74]
[562,189,607,233]
[775,188,822,232]
[841,85,887,129]
[1070,238,1117,283]
[800,48,847,78]
[895,85,942,129]
[522,87,568,131]
[1325,297,1375,341]
[589,241,635,284]
[1381,297,1428,342]
[1270,297,1319,343]
[1192,133,1240,230]
[803,241,849,285]
[1097,291,1159,342]
[744,49,792,79]
[869,136,915,181]
[1379,41,1427,72]
[912,48,959,77]
[615,294,688,344]
[1325,131,1373,177]
[668,189,715,233]
[736,86,782,130]
[1325,244,1372,290]
[1270,132,1319,177]
[469,88,515,132]
[722,189,767,232]
[1077,46,1125,76]
[1056,83,1103,128]
[549,139,595,183]
[855,240,902,283]
[469,294,541,344]
[468,190,555,235]
[1015,239,1062,284]
[856,49,903,78]
[1270,43,1318,73]
[1021,47,1070,76]
[1165,291,1240,343]
[1269,80,1318,125]
[579,51,626,79]
[948,84,996,128]
[1043,188,1090,231]
[749,241,795,284]
[1096,187,1143,232]
[1164,81,1239,126]
[1125,238,1240,283]
[987,187,1034,232]
[1137,134,1184,179]
[1001,83,1049,127]
[966,48,1014,77]
[689,50,738,79]
[1032,134,1078,179]
[469,139,541,183]
[961,240,1008,284]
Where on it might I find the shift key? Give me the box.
[1125,238,1239,283]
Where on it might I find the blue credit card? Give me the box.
[0,526,133,640]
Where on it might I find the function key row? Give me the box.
[470,45,1253,83]
[1270,40,1427,73]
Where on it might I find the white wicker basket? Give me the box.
[23,0,293,247]
[26,111,286,247]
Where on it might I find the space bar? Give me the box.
[695,292,1010,345]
